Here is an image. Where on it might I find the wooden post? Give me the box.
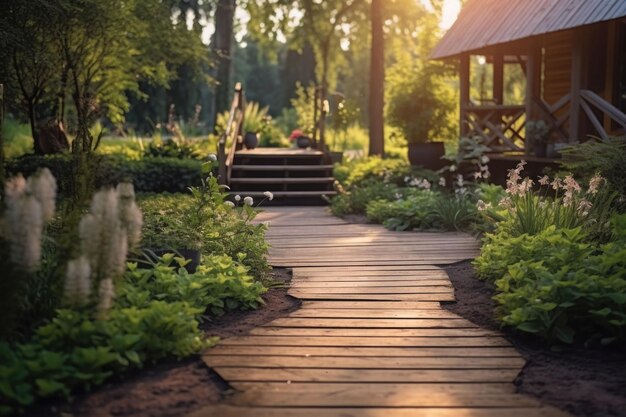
[493,54,504,105]
[459,54,470,137]
[570,29,588,143]
[236,83,244,145]
[525,39,541,153]
[603,20,617,132]
[0,83,5,192]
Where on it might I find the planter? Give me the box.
[244,132,259,149]
[296,136,312,149]
[140,248,201,273]
[408,142,447,170]
[533,143,548,158]
[329,151,343,164]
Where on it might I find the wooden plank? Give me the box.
[287,293,456,302]
[291,281,452,288]
[300,301,442,309]
[213,367,521,383]
[288,287,453,294]
[277,260,475,267]
[288,309,460,319]
[219,336,511,347]
[264,318,476,329]
[231,382,515,393]
[204,345,522,358]
[188,405,571,417]
[204,355,525,370]
[295,265,452,272]
[226,391,537,408]
[294,270,448,277]
[249,328,501,337]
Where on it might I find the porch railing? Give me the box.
[463,104,525,152]
[217,83,245,185]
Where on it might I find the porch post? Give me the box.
[493,54,504,105]
[569,29,587,142]
[459,54,470,137]
[525,39,541,153]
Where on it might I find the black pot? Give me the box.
[296,136,312,148]
[244,132,259,149]
[140,248,201,273]
[408,142,447,170]
[533,143,548,158]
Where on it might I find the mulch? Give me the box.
[30,268,300,417]
[442,260,626,417]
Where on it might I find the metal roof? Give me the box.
[431,0,626,59]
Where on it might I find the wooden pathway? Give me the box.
[190,207,570,417]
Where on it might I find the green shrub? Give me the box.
[0,253,266,414]
[5,154,203,196]
[491,219,626,345]
[139,177,270,279]
[331,180,401,216]
[333,156,410,187]
[560,136,626,204]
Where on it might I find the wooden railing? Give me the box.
[580,90,626,140]
[463,104,526,152]
[217,83,245,185]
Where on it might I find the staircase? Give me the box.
[229,148,336,203]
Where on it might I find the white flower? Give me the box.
[449,165,457,172]
[208,154,217,162]
[481,155,490,164]
[476,200,492,212]
[8,195,43,271]
[97,278,115,315]
[538,175,550,186]
[243,196,254,206]
[224,201,235,208]
[588,174,604,195]
[263,191,274,201]
[456,174,464,188]
[117,183,142,249]
[473,171,482,180]
[234,195,241,202]
[577,199,593,216]
[395,193,402,200]
[28,168,57,222]
[499,197,513,209]
[64,256,92,305]
[438,177,446,187]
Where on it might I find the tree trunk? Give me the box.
[0,84,5,193]
[211,0,236,131]
[368,0,385,156]
[27,99,43,155]
[317,41,330,151]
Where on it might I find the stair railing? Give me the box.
[217,83,245,185]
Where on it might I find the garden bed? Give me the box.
[29,268,299,417]
[443,261,626,417]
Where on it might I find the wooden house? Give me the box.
[431,0,626,154]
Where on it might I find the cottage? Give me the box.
[432,0,626,154]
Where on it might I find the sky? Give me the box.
[200,0,462,45]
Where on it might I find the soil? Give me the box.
[30,268,299,417]
[442,260,626,417]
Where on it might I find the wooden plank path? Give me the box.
[190,207,570,417]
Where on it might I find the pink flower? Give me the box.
[538,175,549,186]
[588,175,604,195]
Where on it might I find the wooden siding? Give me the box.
[543,31,572,107]
[432,0,626,60]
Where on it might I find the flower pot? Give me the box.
[244,132,259,149]
[329,151,343,164]
[408,142,447,170]
[296,136,312,149]
[533,143,547,158]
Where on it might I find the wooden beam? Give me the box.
[525,39,541,153]
[459,54,470,136]
[493,55,504,105]
[570,28,589,143]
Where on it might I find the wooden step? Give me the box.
[230,177,335,184]
[232,165,334,171]
[228,191,336,198]
[235,149,324,158]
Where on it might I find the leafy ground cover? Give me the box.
[0,164,271,415]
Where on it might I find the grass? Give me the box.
[2,119,33,158]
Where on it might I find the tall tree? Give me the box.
[211,0,236,130]
[368,0,384,156]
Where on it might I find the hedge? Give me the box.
[4,154,203,195]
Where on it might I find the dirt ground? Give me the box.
[30,268,299,417]
[443,260,626,417]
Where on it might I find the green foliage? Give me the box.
[333,156,411,187]
[1,119,32,158]
[0,252,266,413]
[144,138,202,160]
[243,102,270,133]
[331,181,401,217]
[482,220,626,345]
[5,154,203,196]
[139,176,270,278]
[560,136,626,203]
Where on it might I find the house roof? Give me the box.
[431,0,626,59]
